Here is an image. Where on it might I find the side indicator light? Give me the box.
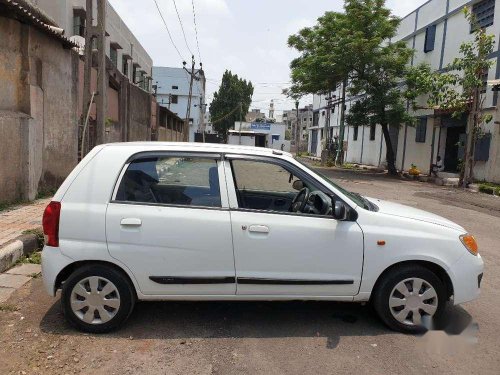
[377,240,386,246]
[460,234,478,256]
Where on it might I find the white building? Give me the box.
[153,67,206,142]
[308,0,500,182]
[228,122,289,151]
[31,0,153,92]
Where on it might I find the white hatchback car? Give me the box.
[42,142,483,333]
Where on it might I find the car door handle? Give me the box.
[120,218,142,226]
[248,225,269,234]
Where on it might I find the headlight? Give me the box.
[460,234,478,256]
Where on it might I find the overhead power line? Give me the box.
[191,0,202,63]
[172,0,194,57]
[152,0,184,62]
[210,104,241,124]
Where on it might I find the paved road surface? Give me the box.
[0,167,499,374]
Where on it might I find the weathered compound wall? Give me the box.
[0,16,79,204]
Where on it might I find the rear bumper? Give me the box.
[41,246,74,297]
[449,252,484,305]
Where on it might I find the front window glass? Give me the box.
[295,159,373,210]
[230,159,329,214]
[232,160,297,193]
[115,156,221,207]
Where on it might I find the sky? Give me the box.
[108,0,429,115]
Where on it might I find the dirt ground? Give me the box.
[1,167,500,375]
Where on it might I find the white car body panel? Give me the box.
[106,204,236,295]
[229,210,363,296]
[41,142,483,308]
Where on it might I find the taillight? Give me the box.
[42,201,61,247]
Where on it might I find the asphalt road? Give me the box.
[1,167,499,374]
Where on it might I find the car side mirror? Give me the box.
[333,201,348,221]
[292,180,304,191]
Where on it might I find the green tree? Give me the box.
[288,0,413,174]
[209,70,254,142]
[406,8,495,185]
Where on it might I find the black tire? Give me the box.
[373,265,447,333]
[61,264,136,333]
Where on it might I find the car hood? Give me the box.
[365,197,465,232]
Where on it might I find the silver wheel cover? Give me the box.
[70,276,121,325]
[389,277,438,326]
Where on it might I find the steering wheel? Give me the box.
[290,187,310,213]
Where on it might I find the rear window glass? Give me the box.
[115,156,221,207]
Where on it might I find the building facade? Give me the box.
[228,122,289,151]
[308,0,500,183]
[283,104,313,153]
[153,66,206,142]
[30,0,153,92]
[246,108,266,123]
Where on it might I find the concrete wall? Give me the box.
[0,16,79,203]
[128,84,151,141]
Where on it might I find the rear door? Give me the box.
[106,152,236,295]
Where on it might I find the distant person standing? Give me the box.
[431,156,444,176]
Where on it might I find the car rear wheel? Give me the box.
[61,265,135,333]
[373,265,447,333]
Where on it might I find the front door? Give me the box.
[444,126,466,172]
[225,156,364,296]
[310,129,318,156]
[106,153,236,295]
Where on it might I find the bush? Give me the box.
[478,182,500,195]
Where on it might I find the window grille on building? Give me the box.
[73,14,85,37]
[415,117,427,143]
[475,133,491,161]
[122,59,129,78]
[369,124,376,141]
[471,0,495,32]
[110,47,118,67]
[424,25,436,53]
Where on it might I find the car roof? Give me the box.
[101,142,293,158]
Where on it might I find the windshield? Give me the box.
[295,159,373,210]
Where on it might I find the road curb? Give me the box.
[0,233,40,273]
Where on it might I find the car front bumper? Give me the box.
[449,251,484,305]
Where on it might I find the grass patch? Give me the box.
[341,163,359,170]
[22,228,44,249]
[0,304,19,312]
[0,199,28,213]
[15,251,42,266]
[478,182,500,195]
[36,188,57,200]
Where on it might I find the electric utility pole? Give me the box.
[95,0,107,146]
[183,56,203,142]
[238,102,243,145]
[336,79,347,165]
[81,0,94,158]
[295,100,300,155]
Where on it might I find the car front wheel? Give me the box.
[61,264,135,333]
[373,265,447,333]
